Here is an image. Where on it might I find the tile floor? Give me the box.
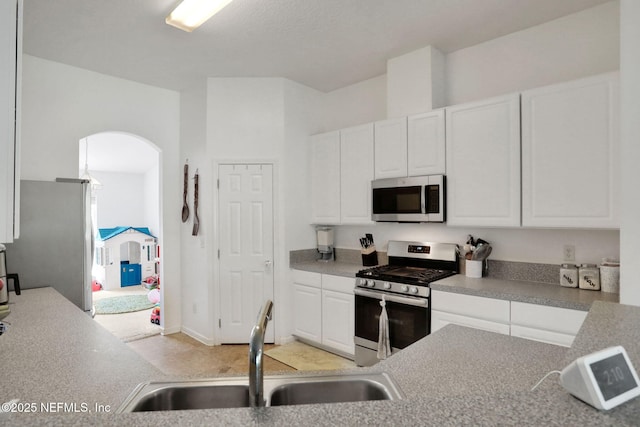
[127,332,296,378]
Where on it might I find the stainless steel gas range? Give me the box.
[354,240,458,367]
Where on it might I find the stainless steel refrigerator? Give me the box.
[6,179,93,313]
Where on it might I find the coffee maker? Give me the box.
[316,226,335,262]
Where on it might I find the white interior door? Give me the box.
[218,164,274,343]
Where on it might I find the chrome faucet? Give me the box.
[249,299,273,407]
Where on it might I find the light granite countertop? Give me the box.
[291,260,619,310]
[2,287,640,425]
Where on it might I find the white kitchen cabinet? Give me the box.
[521,72,620,228]
[431,290,510,335]
[0,0,22,243]
[340,123,374,224]
[445,94,521,227]
[374,117,408,179]
[310,131,341,224]
[510,301,587,347]
[291,270,355,357]
[407,110,446,176]
[291,270,322,343]
[321,274,355,355]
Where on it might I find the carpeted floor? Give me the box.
[94,294,155,314]
[93,285,161,342]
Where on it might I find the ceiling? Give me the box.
[23,0,612,93]
[31,0,613,174]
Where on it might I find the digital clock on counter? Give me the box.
[560,346,640,410]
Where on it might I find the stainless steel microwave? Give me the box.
[371,175,445,222]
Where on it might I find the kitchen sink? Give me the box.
[126,384,250,411]
[269,378,391,406]
[117,373,403,412]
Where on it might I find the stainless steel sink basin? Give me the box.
[117,373,403,412]
[269,378,391,406]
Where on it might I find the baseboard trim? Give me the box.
[181,326,216,346]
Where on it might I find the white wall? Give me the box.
[179,79,212,343]
[321,74,387,131]
[445,1,620,105]
[143,163,161,236]
[91,171,146,228]
[177,77,321,344]
[20,55,182,333]
[323,1,621,266]
[619,0,640,306]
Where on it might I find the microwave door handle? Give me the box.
[421,185,427,216]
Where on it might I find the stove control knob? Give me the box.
[410,286,419,294]
[366,280,375,288]
[382,282,391,290]
[400,285,409,293]
[358,278,367,286]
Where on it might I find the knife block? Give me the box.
[361,248,378,267]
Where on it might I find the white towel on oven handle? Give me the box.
[377,296,391,360]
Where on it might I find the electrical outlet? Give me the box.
[563,245,576,262]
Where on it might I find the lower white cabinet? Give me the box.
[291,270,355,357]
[431,290,588,347]
[431,290,511,335]
[291,270,322,342]
[510,301,587,347]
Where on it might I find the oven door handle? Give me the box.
[354,288,429,308]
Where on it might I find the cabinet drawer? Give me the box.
[291,269,321,288]
[431,290,510,324]
[511,301,586,336]
[431,310,510,335]
[510,324,576,347]
[322,274,354,293]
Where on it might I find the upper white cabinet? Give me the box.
[521,72,620,228]
[0,0,22,243]
[445,94,521,227]
[407,110,446,176]
[310,131,341,224]
[374,117,407,179]
[340,124,374,224]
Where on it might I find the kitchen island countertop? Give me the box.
[2,287,640,426]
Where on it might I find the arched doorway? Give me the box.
[79,131,164,341]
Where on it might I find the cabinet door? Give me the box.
[445,94,521,227]
[510,301,587,347]
[292,283,322,343]
[521,73,619,228]
[321,289,355,356]
[407,110,445,176]
[374,117,408,179]
[310,131,340,224]
[340,124,374,224]
[431,310,510,335]
[0,0,21,243]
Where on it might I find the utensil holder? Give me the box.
[361,249,378,267]
[466,260,483,278]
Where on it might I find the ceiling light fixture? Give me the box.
[166,0,234,32]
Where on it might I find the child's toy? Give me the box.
[150,306,160,325]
